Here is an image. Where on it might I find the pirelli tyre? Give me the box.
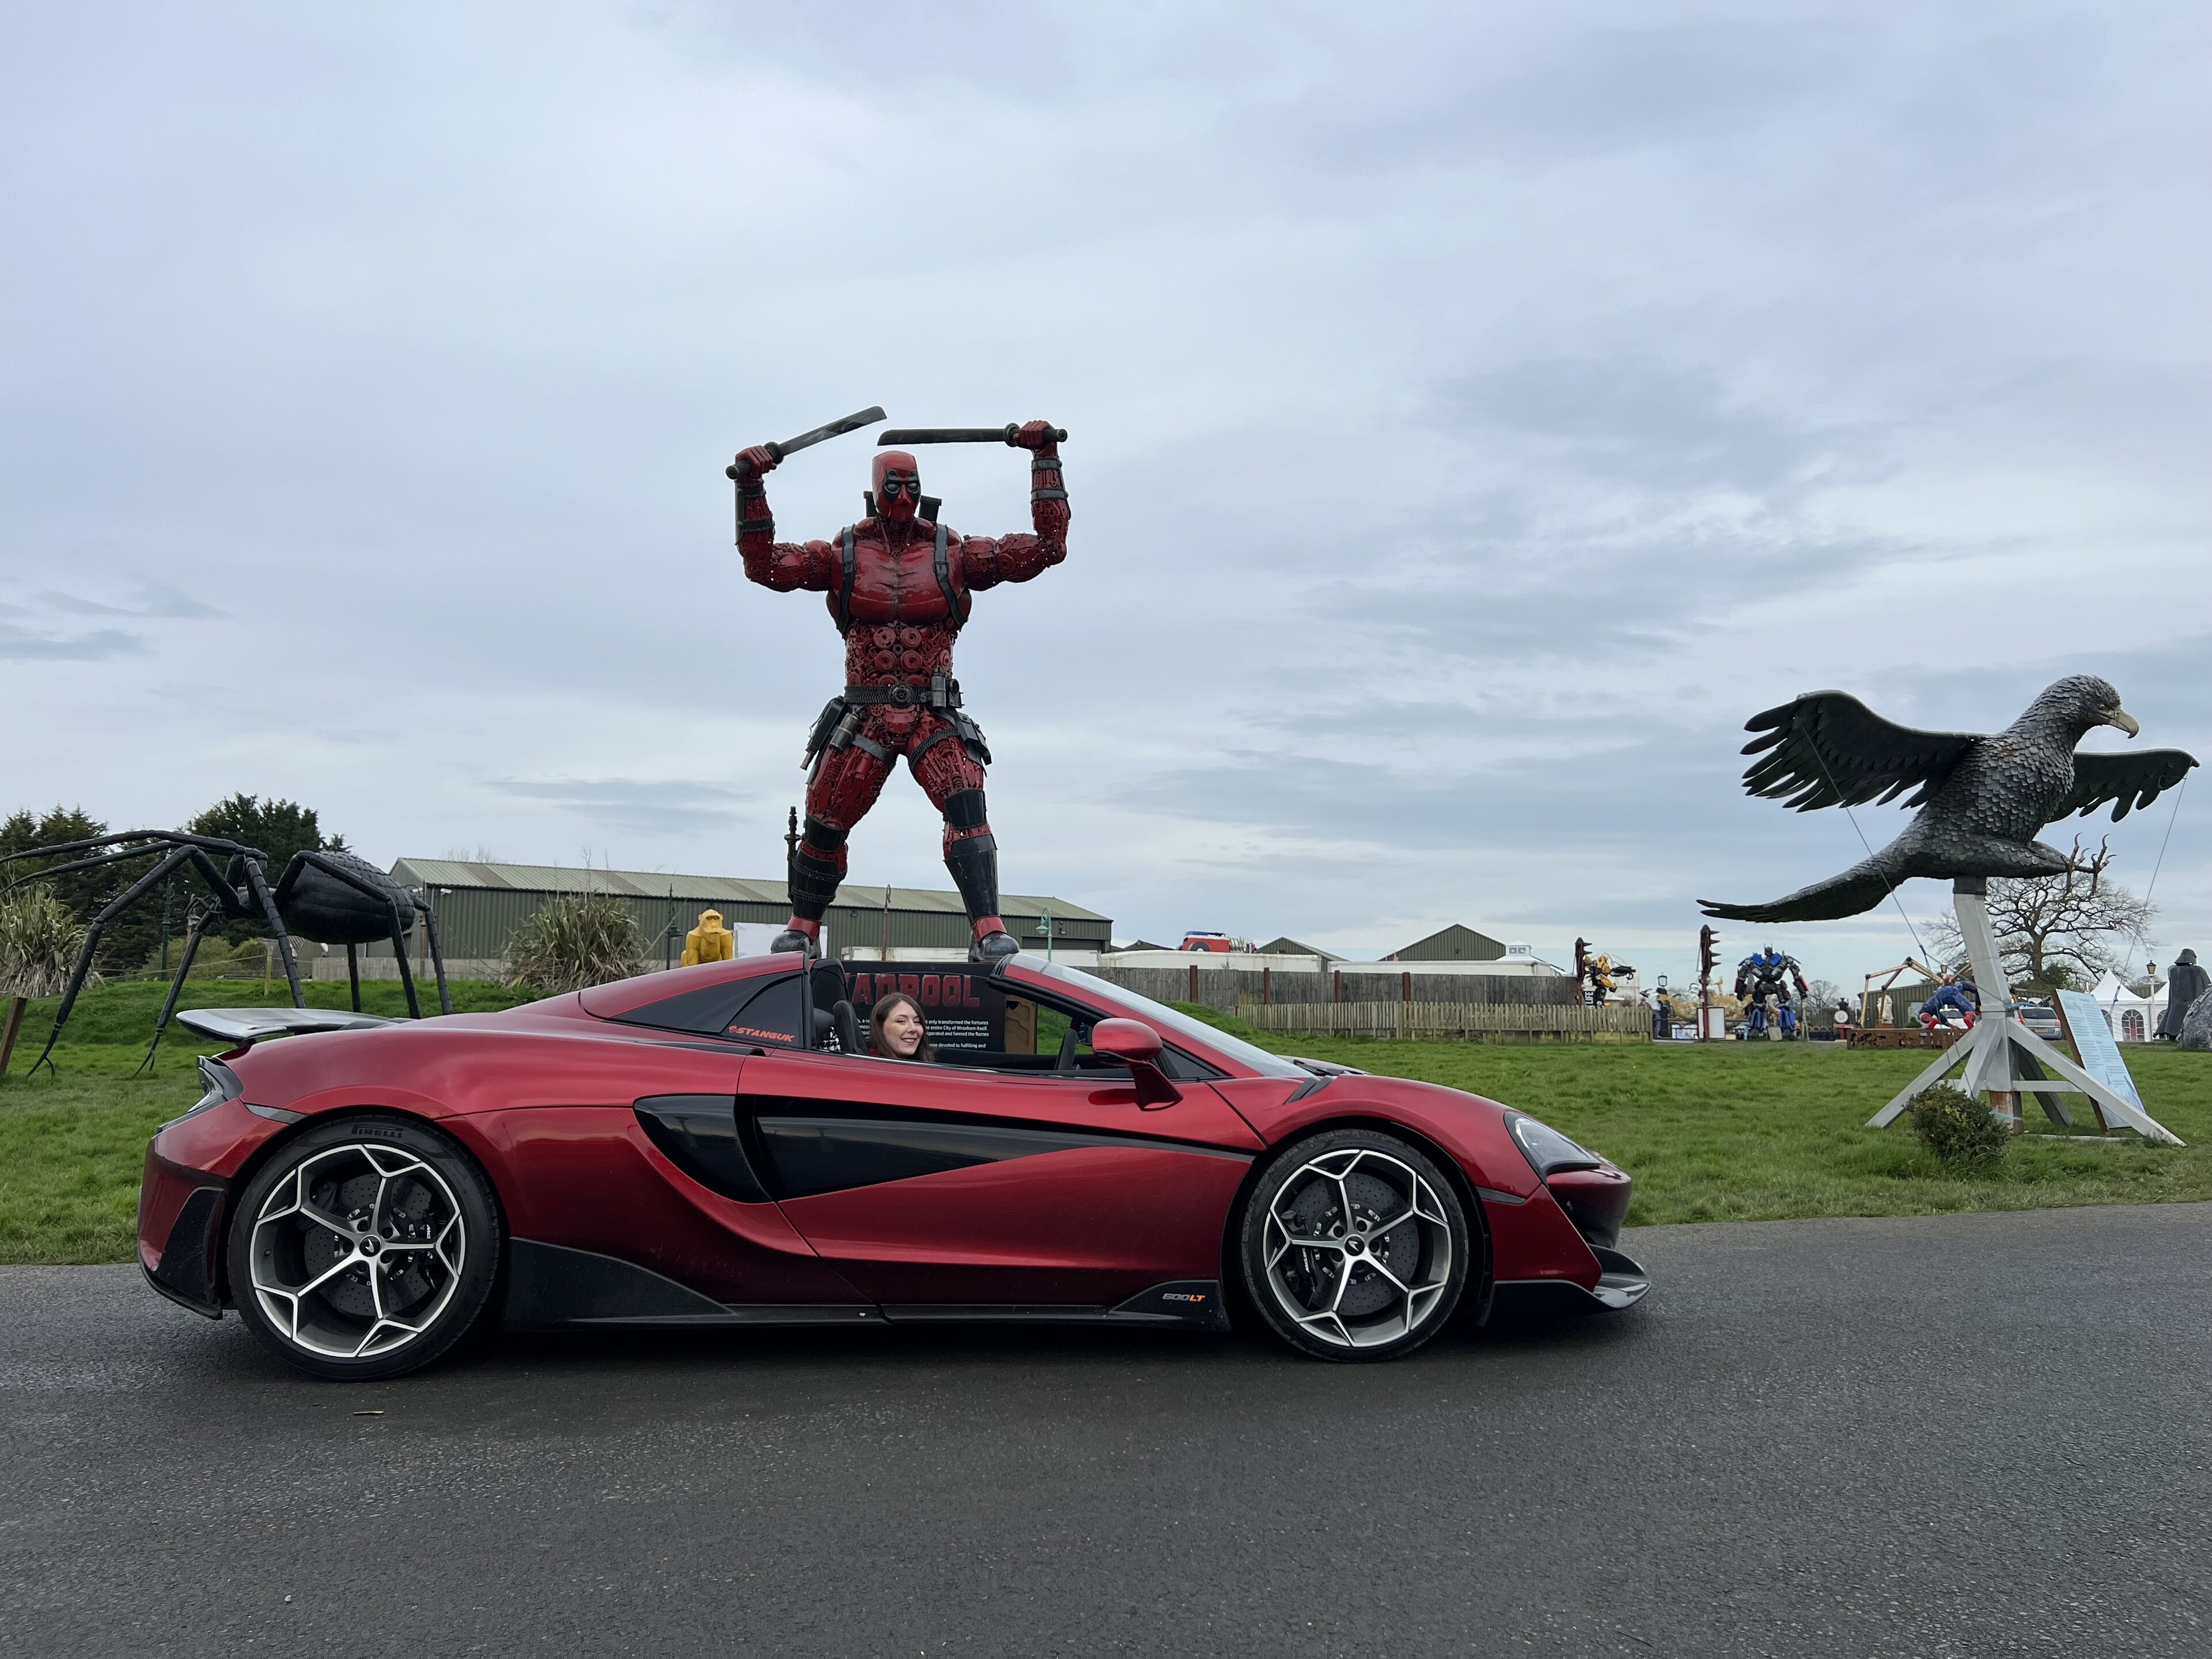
[226,1114,502,1381]
[1237,1127,1469,1362]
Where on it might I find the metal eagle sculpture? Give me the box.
[1700,675,2195,924]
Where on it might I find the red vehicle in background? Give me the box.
[1179,931,1245,953]
[137,952,1646,1380]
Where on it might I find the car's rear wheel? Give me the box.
[1237,1127,1467,1362]
[225,1115,501,1381]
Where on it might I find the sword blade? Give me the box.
[767,405,887,461]
[878,425,1068,445]
[877,427,1014,445]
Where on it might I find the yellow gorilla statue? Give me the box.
[680,908,736,967]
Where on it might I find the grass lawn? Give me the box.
[2,981,2205,1263]
[0,978,532,1265]
[1194,1014,2212,1227]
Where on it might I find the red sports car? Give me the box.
[138,953,1647,1378]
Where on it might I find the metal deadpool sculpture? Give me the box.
[729,420,1068,960]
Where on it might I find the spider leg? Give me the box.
[25,844,202,1078]
[346,942,361,1013]
[387,893,422,1018]
[3,844,167,893]
[1,832,258,893]
[135,906,217,1076]
[234,855,302,1008]
[416,894,453,1015]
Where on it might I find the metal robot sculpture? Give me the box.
[729,417,1069,961]
[1578,950,1634,1007]
[0,834,450,1077]
[1733,945,1809,1040]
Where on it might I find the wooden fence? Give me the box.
[1238,1001,1652,1043]
[1089,964,1578,1016]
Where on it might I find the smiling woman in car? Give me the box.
[869,993,934,1063]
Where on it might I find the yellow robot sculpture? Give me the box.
[680,908,736,967]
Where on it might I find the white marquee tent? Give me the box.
[2082,971,2166,1044]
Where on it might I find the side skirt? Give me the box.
[882,1281,1230,1332]
[501,1241,1228,1334]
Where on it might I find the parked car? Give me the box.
[1180,931,1236,953]
[2016,1000,2063,1039]
[137,952,1647,1379]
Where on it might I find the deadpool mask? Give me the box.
[872,449,922,522]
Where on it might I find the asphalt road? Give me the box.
[3,1205,2206,1658]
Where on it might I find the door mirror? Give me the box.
[1092,1018,1180,1109]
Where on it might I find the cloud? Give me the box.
[34,581,225,620]
[0,623,149,661]
[2,2,2208,994]
[1436,357,1876,500]
[486,778,759,836]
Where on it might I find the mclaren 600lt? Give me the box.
[138,953,1646,1378]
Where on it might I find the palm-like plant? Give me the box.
[1,888,92,1078]
[502,890,646,996]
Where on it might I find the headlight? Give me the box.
[1508,1112,1602,1176]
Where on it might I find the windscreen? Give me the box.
[1018,959,1306,1078]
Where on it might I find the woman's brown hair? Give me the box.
[868,991,933,1062]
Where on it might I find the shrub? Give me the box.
[1907,1084,2009,1171]
[0,888,92,998]
[503,891,645,995]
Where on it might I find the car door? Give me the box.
[739,986,1263,1309]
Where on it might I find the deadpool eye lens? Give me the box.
[878,476,919,499]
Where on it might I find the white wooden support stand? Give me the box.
[1867,879,2184,1145]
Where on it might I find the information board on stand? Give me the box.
[2054,989,2145,1116]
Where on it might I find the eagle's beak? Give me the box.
[2105,707,2141,737]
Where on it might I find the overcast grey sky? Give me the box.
[5,2,2207,989]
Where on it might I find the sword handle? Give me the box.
[725,440,787,479]
[1004,425,1069,445]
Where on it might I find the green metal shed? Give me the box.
[373,858,1111,967]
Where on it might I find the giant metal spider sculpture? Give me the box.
[1,832,450,1077]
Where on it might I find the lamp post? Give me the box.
[1653,973,1671,1041]
[1033,907,1055,964]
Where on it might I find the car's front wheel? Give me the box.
[1237,1127,1468,1361]
[225,1114,502,1381]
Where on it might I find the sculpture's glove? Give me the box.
[1009,421,1058,452]
[732,445,781,479]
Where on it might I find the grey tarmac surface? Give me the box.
[2,1203,2206,1658]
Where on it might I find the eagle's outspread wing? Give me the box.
[1740,691,1983,813]
[2061,748,2197,822]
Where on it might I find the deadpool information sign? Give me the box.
[846,968,1005,1053]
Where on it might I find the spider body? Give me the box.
[1,832,450,1076]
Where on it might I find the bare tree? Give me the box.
[1922,836,2153,991]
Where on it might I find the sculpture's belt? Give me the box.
[843,681,961,710]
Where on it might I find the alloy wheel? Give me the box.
[1259,1144,1456,1351]
[247,1141,468,1362]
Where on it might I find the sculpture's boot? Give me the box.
[943,803,1017,963]
[775,819,847,957]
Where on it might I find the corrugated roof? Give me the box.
[1385,922,1508,961]
[389,858,1108,922]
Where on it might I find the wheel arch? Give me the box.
[1217,1112,1494,1330]
[216,1104,509,1310]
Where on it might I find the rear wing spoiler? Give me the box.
[175,1006,402,1047]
